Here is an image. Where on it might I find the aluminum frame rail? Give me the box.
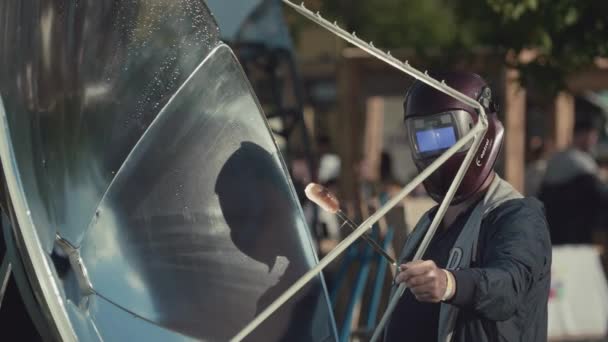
[0,97,76,341]
[232,124,486,342]
[370,128,484,342]
[281,1,485,112]
[230,2,490,341]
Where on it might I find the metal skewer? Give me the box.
[307,182,397,266]
[335,210,396,266]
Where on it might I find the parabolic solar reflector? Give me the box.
[0,1,337,341]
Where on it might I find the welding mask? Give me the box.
[404,72,504,204]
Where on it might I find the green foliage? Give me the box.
[288,0,608,94]
[474,0,608,93]
[485,0,539,20]
[319,0,460,50]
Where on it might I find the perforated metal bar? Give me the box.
[281,0,487,120]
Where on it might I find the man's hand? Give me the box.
[395,260,454,303]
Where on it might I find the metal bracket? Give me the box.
[53,236,94,302]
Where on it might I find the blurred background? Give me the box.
[210,0,608,341]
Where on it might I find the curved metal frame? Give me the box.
[231,2,490,341]
[0,97,76,341]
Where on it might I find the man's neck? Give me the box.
[442,195,479,229]
[442,172,495,229]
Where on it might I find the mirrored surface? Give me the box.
[79,45,336,341]
[0,0,220,250]
[1,1,338,340]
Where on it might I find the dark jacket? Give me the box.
[387,197,552,342]
[448,198,551,341]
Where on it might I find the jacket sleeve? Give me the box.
[592,176,608,208]
[448,202,551,321]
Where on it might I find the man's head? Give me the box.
[573,98,602,153]
[403,72,503,204]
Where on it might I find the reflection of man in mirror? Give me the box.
[216,142,325,341]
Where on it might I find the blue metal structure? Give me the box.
[329,193,397,342]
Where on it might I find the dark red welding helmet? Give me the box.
[404,72,503,204]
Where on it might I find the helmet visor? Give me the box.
[406,110,474,159]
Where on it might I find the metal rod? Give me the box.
[369,126,487,342]
[1,253,12,308]
[335,210,396,266]
[281,0,488,120]
[230,123,485,342]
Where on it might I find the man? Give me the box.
[384,72,552,342]
[538,99,608,245]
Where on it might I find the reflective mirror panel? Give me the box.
[79,45,335,341]
[0,0,220,249]
[0,1,337,340]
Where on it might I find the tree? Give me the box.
[286,0,608,94]
[462,0,608,93]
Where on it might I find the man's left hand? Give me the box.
[395,260,450,303]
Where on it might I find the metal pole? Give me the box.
[369,121,487,342]
[230,123,485,342]
[281,0,485,113]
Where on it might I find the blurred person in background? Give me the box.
[315,136,342,254]
[380,151,404,195]
[290,153,312,204]
[538,98,608,245]
[385,72,551,342]
[524,135,549,197]
[317,136,341,189]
